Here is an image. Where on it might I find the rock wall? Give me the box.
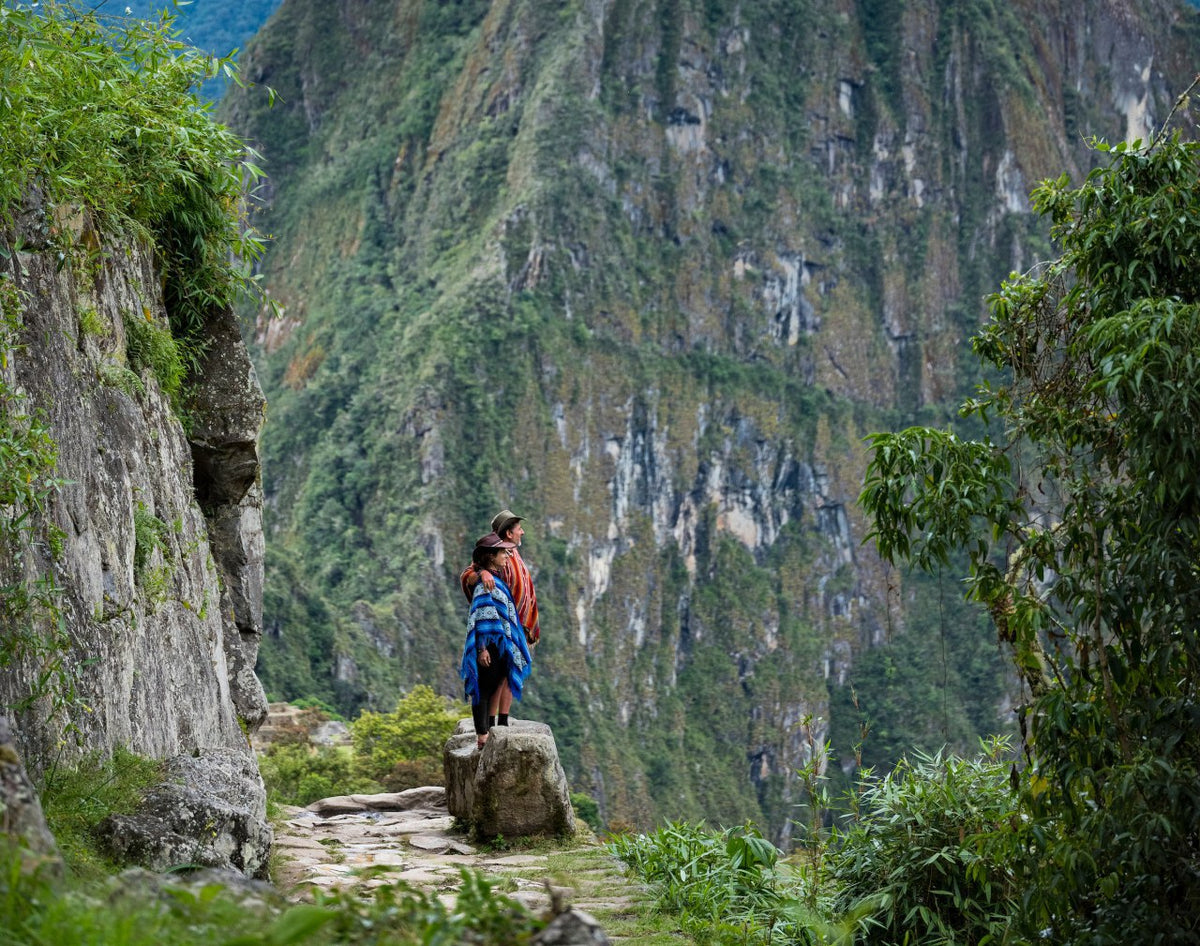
[0,204,268,777]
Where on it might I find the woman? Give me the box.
[460,532,532,749]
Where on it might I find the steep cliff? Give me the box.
[223,0,1200,839]
[0,3,274,873]
[0,207,269,769]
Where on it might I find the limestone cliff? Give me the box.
[0,205,268,784]
[223,0,1200,840]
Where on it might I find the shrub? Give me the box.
[828,741,1018,945]
[258,743,380,808]
[0,843,546,945]
[350,685,458,786]
[570,791,602,833]
[610,821,818,944]
[123,308,186,406]
[0,2,271,394]
[291,696,345,721]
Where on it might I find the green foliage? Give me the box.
[98,361,146,398]
[860,130,1200,943]
[0,843,545,945]
[291,696,344,721]
[223,0,1026,840]
[0,1,270,388]
[857,0,906,121]
[258,743,380,808]
[122,309,186,407]
[37,746,164,877]
[570,791,602,833]
[350,685,458,789]
[0,281,59,542]
[131,501,170,580]
[829,742,1017,946]
[77,305,105,338]
[119,0,283,99]
[830,568,1010,773]
[610,821,819,944]
[615,745,1020,945]
[0,278,75,725]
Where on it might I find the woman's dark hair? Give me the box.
[473,546,503,569]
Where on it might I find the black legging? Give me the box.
[471,642,506,735]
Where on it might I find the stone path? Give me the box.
[271,787,663,940]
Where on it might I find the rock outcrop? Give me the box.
[0,204,271,872]
[0,715,59,871]
[444,719,576,839]
[533,910,611,946]
[98,748,272,877]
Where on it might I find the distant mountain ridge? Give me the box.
[221,0,1200,840]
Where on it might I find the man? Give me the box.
[459,508,541,727]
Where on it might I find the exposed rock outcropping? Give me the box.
[444,719,576,839]
[0,715,59,871]
[0,205,271,873]
[99,748,272,877]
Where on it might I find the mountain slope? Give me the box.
[222,0,1200,838]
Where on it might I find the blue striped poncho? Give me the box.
[460,575,532,706]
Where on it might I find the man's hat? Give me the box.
[491,509,525,536]
[474,532,517,552]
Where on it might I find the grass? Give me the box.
[37,746,164,879]
[1,845,551,946]
[543,846,690,943]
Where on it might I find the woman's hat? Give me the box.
[474,532,517,552]
[491,509,525,535]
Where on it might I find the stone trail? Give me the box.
[271,787,662,940]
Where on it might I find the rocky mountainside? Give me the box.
[221,0,1200,840]
[0,211,268,765]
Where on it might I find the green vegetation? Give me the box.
[613,743,1018,945]
[349,685,458,790]
[2,843,547,945]
[570,790,602,832]
[258,743,380,808]
[37,747,164,878]
[0,1,270,382]
[827,743,1016,945]
[861,129,1200,942]
[123,309,186,407]
[119,0,282,94]
[132,501,171,580]
[257,691,458,806]
[612,821,819,944]
[224,0,1180,842]
[0,279,73,723]
[0,0,272,736]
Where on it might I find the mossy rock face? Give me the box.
[96,748,272,879]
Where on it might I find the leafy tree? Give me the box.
[860,114,1200,943]
[258,742,379,807]
[350,685,458,788]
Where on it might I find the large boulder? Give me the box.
[98,747,272,877]
[0,716,59,871]
[444,719,575,839]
